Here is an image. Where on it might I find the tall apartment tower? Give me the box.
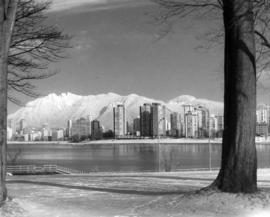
[185,111,198,138]
[140,103,152,137]
[91,120,101,140]
[170,112,181,137]
[19,119,27,135]
[209,115,218,138]
[8,119,16,136]
[151,103,166,137]
[256,108,268,124]
[133,117,141,136]
[86,115,92,136]
[113,104,126,137]
[66,120,72,138]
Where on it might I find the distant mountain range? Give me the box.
[8,92,224,130]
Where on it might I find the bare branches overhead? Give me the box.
[152,0,270,76]
[8,0,71,104]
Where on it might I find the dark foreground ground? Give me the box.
[1,169,270,217]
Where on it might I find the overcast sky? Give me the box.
[8,0,270,113]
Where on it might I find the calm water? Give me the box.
[7,143,270,172]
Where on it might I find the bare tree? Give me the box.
[153,0,259,192]
[8,0,70,104]
[0,0,18,203]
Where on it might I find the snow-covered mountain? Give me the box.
[8,92,224,130]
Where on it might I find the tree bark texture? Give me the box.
[213,0,257,193]
[0,0,17,202]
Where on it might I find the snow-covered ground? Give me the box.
[1,169,270,217]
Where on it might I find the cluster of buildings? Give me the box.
[7,102,225,142]
[7,119,65,142]
[7,116,103,142]
[113,103,224,139]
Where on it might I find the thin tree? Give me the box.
[0,0,18,202]
[153,0,258,192]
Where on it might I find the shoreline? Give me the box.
[7,137,270,145]
[7,138,223,145]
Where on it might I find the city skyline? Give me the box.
[7,100,224,142]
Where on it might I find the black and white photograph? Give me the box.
[1,0,270,216]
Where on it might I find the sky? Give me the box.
[8,0,270,113]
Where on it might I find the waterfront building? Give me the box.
[216,115,224,137]
[52,129,64,141]
[19,119,27,135]
[66,120,72,138]
[140,103,152,137]
[29,131,42,141]
[8,119,16,136]
[209,115,218,138]
[151,103,166,137]
[91,120,102,140]
[256,108,268,124]
[185,111,198,138]
[126,121,133,135]
[197,106,210,138]
[133,117,140,136]
[23,134,29,142]
[71,117,91,138]
[7,127,12,141]
[170,112,181,137]
[113,104,126,137]
[41,128,51,141]
[195,108,204,138]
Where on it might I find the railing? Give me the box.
[56,165,85,174]
[6,165,86,175]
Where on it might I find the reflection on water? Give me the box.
[7,143,270,172]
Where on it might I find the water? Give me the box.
[7,142,270,172]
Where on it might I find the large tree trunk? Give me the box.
[212,0,257,193]
[0,0,17,202]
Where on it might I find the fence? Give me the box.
[6,165,85,175]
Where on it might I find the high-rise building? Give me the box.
[19,119,26,130]
[66,120,72,138]
[195,106,210,138]
[195,108,203,138]
[7,127,12,141]
[256,108,268,124]
[216,115,224,131]
[113,104,126,137]
[19,119,27,135]
[151,103,166,137]
[215,115,224,138]
[91,120,102,140]
[185,111,198,138]
[8,119,16,136]
[209,115,218,138]
[133,117,140,136]
[71,117,91,138]
[140,103,152,137]
[170,112,181,137]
